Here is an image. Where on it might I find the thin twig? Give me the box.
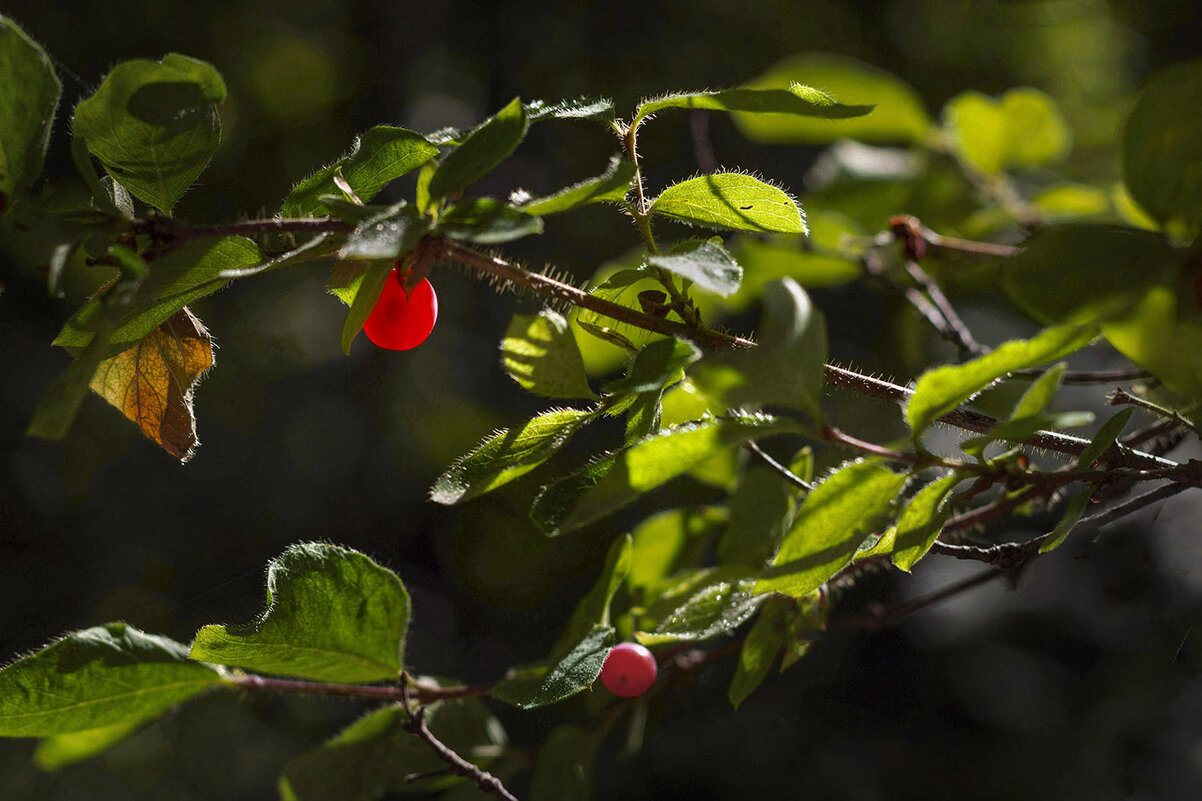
[744,441,814,491]
[903,259,987,357]
[835,568,1007,630]
[229,673,492,704]
[400,676,519,801]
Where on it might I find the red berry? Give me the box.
[600,642,657,698]
[363,270,438,351]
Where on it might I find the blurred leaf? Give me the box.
[0,622,221,737]
[1101,286,1202,401]
[338,202,430,261]
[734,53,930,144]
[943,88,1070,176]
[1012,363,1067,419]
[279,698,505,801]
[729,599,786,709]
[519,155,635,214]
[629,507,728,597]
[651,173,805,234]
[890,473,961,571]
[531,412,804,535]
[492,625,615,709]
[1032,184,1111,221]
[756,460,905,598]
[557,535,633,654]
[636,577,764,645]
[0,15,61,202]
[281,125,438,217]
[431,407,596,504]
[529,725,599,801]
[73,53,225,213]
[501,309,596,398]
[438,197,544,244]
[731,236,862,298]
[429,97,528,201]
[647,238,742,297]
[605,337,700,396]
[33,719,146,770]
[1002,224,1179,325]
[634,83,873,129]
[1038,491,1092,554]
[1077,408,1136,469]
[906,323,1099,435]
[1122,59,1202,236]
[623,390,663,444]
[718,462,792,568]
[190,543,410,683]
[87,307,213,462]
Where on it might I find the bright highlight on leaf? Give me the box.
[651,173,805,234]
[501,309,596,399]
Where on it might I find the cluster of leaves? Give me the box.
[3,10,1202,800]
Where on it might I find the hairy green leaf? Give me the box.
[531,412,804,535]
[1122,59,1202,236]
[718,462,793,568]
[757,460,906,597]
[629,507,728,598]
[0,16,60,201]
[519,155,635,214]
[431,407,596,504]
[439,197,544,243]
[647,238,742,297]
[501,309,596,399]
[492,625,615,710]
[189,543,410,683]
[637,578,764,646]
[73,53,225,213]
[1078,408,1136,469]
[605,337,700,396]
[890,473,961,571]
[651,173,805,234]
[733,53,930,144]
[1038,490,1093,554]
[943,88,1070,175]
[338,202,429,261]
[906,323,1099,435]
[634,83,873,130]
[729,600,786,709]
[0,623,220,738]
[428,97,528,201]
[281,125,437,217]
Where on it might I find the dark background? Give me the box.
[2,1,1200,799]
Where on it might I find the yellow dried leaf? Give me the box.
[89,307,213,461]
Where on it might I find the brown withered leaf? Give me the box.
[89,307,214,462]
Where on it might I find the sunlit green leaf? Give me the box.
[500,309,596,399]
[651,173,804,234]
[906,323,1099,435]
[943,87,1070,175]
[0,623,221,737]
[0,15,61,202]
[33,718,146,770]
[1122,59,1202,236]
[647,238,742,297]
[519,155,635,214]
[1038,490,1092,554]
[605,337,700,396]
[431,408,595,504]
[557,535,632,654]
[338,202,429,261]
[718,461,793,568]
[756,460,906,597]
[637,578,764,645]
[492,625,615,709]
[189,543,410,683]
[629,507,728,597]
[1101,286,1202,400]
[429,97,528,201]
[439,197,543,243]
[1077,408,1136,469]
[729,600,786,709]
[634,83,873,130]
[733,53,930,144]
[73,53,225,213]
[890,473,961,571]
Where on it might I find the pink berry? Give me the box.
[363,269,438,351]
[600,642,657,698]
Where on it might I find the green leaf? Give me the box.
[651,173,804,234]
[52,236,260,356]
[557,535,633,653]
[729,600,786,709]
[33,718,147,770]
[1038,490,1093,554]
[339,260,393,354]
[73,53,226,213]
[713,277,828,421]
[0,15,61,201]
[637,578,764,646]
[438,197,544,244]
[1101,286,1202,400]
[733,53,931,144]
[1122,59,1202,236]
[519,155,635,215]
[492,625,615,710]
[429,97,528,201]
[959,411,1095,457]
[529,725,599,801]
[338,202,430,261]
[531,412,805,535]
[1077,408,1136,469]
[646,238,742,297]
[281,125,438,217]
[906,323,1100,435]
[891,473,961,571]
[756,460,906,597]
[430,407,596,504]
[26,316,116,441]
[501,309,596,399]
[605,337,700,396]
[623,390,664,444]
[634,84,873,130]
[0,622,221,737]
[1002,224,1179,326]
[718,462,793,568]
[629,507,728,597]
[731,235,862,296]
[943,88,1071,176]
[189,543,410,683]
[279,698,505,801]
[1012,364,1067,419]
